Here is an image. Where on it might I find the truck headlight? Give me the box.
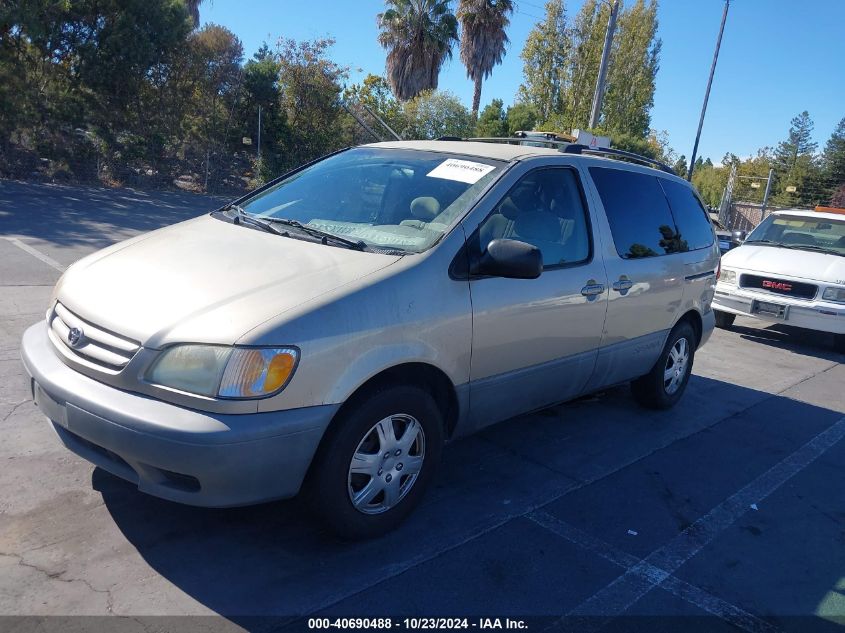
[822,287,845,303]
[718,268,737,285]
[147,345,298,398]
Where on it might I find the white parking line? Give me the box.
[528,510,780,633]
[556,415,845,630]
[4,237,66,272]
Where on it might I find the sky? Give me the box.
[200,0,845,164]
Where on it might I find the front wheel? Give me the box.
[714,310,736,329]
[631,321,696,410]
[308,384,444,539]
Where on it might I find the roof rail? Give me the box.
[440,133,676,175]
[563,144,676,175]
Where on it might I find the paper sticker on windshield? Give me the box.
[427,159,495,184]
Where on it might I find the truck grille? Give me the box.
[739,274,817,300]
[48,303,140,371]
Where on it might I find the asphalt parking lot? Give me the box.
[1,180,844,632]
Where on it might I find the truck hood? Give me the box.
[722,243,845,283]
[57,214,401,348]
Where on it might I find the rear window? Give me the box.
[589,168,681,258]
[658,179,714,251]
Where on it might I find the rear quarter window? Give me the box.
[589,167,681,259]
[658,179,715,251]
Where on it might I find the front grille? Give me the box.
[48,302,140,371]
[739,274,817,300]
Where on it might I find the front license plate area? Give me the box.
[752,300,789,320]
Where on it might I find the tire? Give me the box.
[631,321,696,410]
[308,383,444,540]
[834,333,845,355]
[714,310,736,330]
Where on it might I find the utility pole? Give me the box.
[760,168,775,219]
[257,105,262,162]
[588,0,620,130]
[688,0,730,181]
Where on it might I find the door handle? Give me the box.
[612,278,634,293]
[580,283,605,297]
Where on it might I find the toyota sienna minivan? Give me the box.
[21,139,719,538]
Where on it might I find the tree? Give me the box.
[602,0,661,138]
[505,102,538,135]
[185,0,203,27]
[276,38,349,170]
[518,0,568,124]
[343,73,405,138]
[457,0,513,118]
[673,155,688,179]
[562,0,608,132]
[377,0,459,101]
[402,90,474,139]
[773,111,821,206]
[821,116,845,205]
[475,99,508,137]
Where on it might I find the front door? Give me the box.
[464,165,609,431]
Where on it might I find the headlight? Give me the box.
[823,287,845,303]
[146,345,299,399]
[718,268,737,285]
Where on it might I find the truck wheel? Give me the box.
[631,321,696,410]
[308,384,444,540]
[714,310,736,329]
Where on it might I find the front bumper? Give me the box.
[712,284,845,335]
[21,323,338,507]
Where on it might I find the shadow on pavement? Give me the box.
[0,180,226,249]
[731,321,843,361]
[94,375,845,629]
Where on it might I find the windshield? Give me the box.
[239,147,503,253]
[745,214,845,256]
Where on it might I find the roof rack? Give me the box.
[562,144,676,175]
[445,132,676,175]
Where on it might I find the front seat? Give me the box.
[513,211,567,267]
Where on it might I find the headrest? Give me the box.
[498,197,521,220]
[410,196,440,220]
[515,211,561,241]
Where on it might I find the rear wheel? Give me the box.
[631,321,696,410]
[308,384,444,539]
[714,310,736,330]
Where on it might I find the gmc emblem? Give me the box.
[762,280,792,291]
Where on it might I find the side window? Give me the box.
[589,167,684,258]
[659,179,715,251]
[476,168,591,268]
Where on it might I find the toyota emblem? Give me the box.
[67,327,84,348]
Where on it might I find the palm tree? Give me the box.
[377,0,459,102]
[185,0,203,27]
[457,0,513,118]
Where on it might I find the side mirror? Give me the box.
[472,239,543,279]
[731,230,747,243]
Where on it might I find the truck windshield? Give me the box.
[745,214,845,256]
[239,148,503,253]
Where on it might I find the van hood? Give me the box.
[57,214,401,348]
[722,243,845,283]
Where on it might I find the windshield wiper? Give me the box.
[267,218,368,251]
[224,204,291,238]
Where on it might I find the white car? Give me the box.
[713,209,845,352]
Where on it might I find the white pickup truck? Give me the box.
[713,209,845,352]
